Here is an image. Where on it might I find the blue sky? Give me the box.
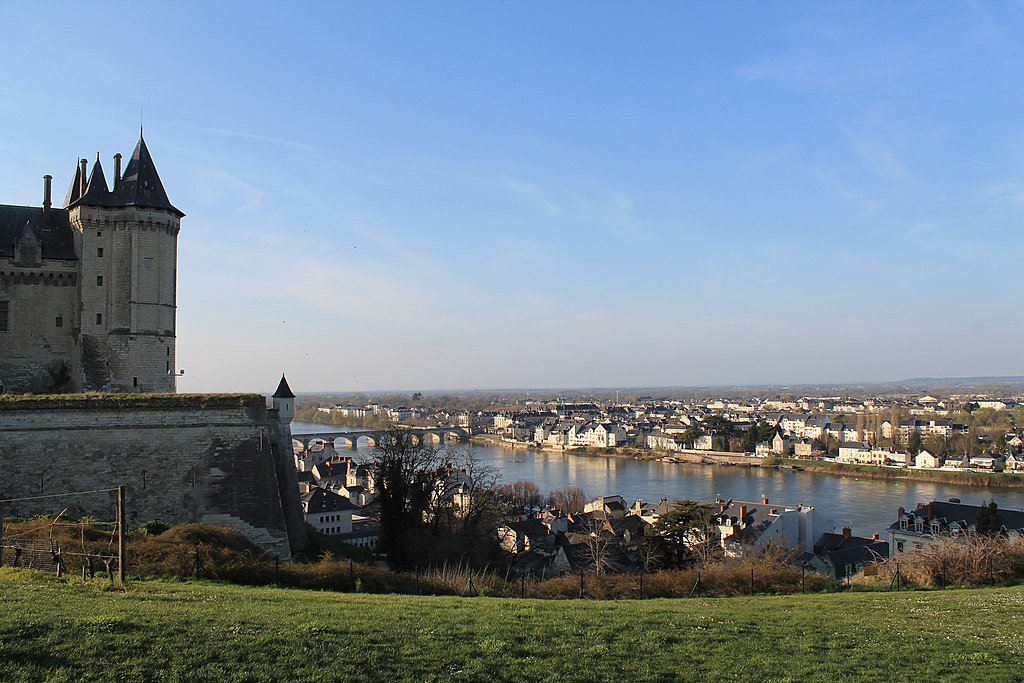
[2,2,1022,392]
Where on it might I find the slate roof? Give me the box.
[63,161,83,207]
[0,205,76,261]
[301,487,355,514]
[111,133,183,217]
[75,156,113,207]
[890,501,1024,534]
[273,374,296,399]
[812,532,889,578]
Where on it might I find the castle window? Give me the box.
[133,377,138,388]
[55,315,63,328]
[97,275,103,286]
[96,247,103,257]
[144,257,154,269]
[97,231,102,238]
[0,301,8,331]
[18,245,39,267]
[96,313,102,325]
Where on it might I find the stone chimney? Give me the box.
[842,526,852,539]
[763,497,769,505]
[113,153,122,189]
[42,175,52,229]
[739,505,747,523]
[79,158,87,195]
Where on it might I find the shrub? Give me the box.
[880,535,1024,588]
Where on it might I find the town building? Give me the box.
[889,500,1024,554]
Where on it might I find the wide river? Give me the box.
[293,422,1024,537]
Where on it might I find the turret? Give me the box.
[273,374,296,424]
[68,131,181,392]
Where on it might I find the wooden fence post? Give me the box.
[117,485,126,584]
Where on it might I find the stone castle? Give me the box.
[0,134,308,557]
[0,130,179,393]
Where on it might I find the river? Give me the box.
[292,422,1024,537]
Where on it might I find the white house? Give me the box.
[914,450,941,469]
[301,488,356,536]
[837,442,870,464]
[713,499,826,558]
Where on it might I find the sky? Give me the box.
[1,2,1023,393]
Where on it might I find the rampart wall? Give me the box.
[0,394,307,560]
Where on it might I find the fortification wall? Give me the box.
[0,394,307,560]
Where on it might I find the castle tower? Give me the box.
[272,374,296,424]
[67,131,183,392]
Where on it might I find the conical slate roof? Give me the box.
[63,160,83,208]
[111,131,183,217]
[273,374,296,399]
[75,155,112,207]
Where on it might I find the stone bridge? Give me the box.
[291,427,471,452]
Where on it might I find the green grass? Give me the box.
[1,569,1021,682]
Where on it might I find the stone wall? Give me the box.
[0,264,79,393]
[73,205,179,392]
[0,394,307,559]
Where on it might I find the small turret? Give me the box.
[272,374,296,424]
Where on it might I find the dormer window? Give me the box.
[18,245,39,267]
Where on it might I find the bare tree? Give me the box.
[366,430,446,564]
[548,486,588,514]
[497,480,543,516]
[576,515,617,575]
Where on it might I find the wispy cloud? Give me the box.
[497,175,561,215]
[190,168,264,212]
[192,125,320,151]
[976,179,1024,206]
[948,154,1024,175]
[736,54,907,94]
[838,122,907,183]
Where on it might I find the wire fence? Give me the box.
[0,486,126,582]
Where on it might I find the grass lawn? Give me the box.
[1,568,1021,682]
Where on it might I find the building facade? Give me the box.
[0,132,181,393]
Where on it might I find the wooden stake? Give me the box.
[117,485,126,584]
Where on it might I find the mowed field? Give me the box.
[0,569,1021,683]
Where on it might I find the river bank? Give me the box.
[471,435,1024,489]
[779,459,1024,489]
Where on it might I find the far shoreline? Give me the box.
[470,434,1024,490]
